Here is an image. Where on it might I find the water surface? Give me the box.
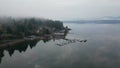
[0,23,120,68]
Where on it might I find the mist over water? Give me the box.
[0,23,120,68]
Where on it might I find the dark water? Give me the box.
[0,23,120,68]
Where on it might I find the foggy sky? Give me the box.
[0,0,120,20]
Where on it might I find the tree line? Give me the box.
[0,17,64,39]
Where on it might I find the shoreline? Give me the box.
[0,35,64,48]
[0,37,42,49]
[0,28,70,49]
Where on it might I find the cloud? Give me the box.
[0,0,120,20]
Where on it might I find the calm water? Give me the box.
[0,23,120,68]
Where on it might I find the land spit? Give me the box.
[0,36,50,49]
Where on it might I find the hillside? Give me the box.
[0,17,64,39]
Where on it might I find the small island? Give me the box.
[0,17,70,48]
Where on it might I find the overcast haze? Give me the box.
[0,0,120,20]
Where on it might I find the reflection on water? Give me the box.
[1,23,120,68]
[0,40,38,64]
[0,32,85,64]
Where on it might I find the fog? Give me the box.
[0,0,120,20]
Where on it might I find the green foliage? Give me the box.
[0,24,3,34]
[0,17,64,37]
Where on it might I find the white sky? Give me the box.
[0,0,120,20]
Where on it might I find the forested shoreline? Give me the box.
[0,17,64,40]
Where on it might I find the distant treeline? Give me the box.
[64,20,120,24]
[0,17,64,38]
